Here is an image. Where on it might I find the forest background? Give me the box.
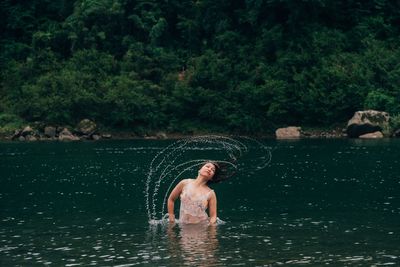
[1,0,400,136]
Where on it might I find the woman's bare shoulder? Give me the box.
[205,186,215,196]
[180,178,193,186]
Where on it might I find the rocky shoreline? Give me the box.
[276,110,398,139]
[0,125,344,141]
[1,110,399,142]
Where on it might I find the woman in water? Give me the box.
[168,161,226,224]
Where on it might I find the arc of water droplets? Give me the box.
[147,136,246,220]
[239,136,273,169]
[145,135,272,221]
[146,137,207,220]
[145,136,245,221]
[146,138,206,220]
[145,138,193,220]
[151,136,245,209]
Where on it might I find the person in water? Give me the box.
[168,161,226,224]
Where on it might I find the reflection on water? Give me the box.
[167,223,219,266]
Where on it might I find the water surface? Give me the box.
[1,139,399,266]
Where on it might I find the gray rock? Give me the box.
[56,126,64,134]
[92,134,101,140]
[156,132,168,139]
[346,110,389,138]
[59,128,80,141]
[59,135,80,141]
[44,126,56,138]
[21,126,34,137]
[11,129,22,140]
[18,136,25,141]
[392,129,400,137]
[59,127,72,136]
[25,135,38,141]
[76,119,97,135]
[39,135,49,141]
[275,127,301,139]
[359,131,384,139]
[101,134,112,139]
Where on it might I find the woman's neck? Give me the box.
[194,175,208,186]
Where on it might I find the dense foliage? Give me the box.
[1,0,400,134]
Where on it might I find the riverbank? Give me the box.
[1,110,398,141]
[0,126,347,141]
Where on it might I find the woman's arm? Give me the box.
[167,179,187,223]
[208,191,217,224]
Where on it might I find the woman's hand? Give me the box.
[208,191,217,224]
[168,214,175,223]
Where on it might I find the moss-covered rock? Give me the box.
[76,119,97,135]
[346,110,389,138]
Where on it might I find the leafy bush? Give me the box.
[364,90,397,113]
[0,113,24,134]
[389,114,400,133]
[2,0,400,134]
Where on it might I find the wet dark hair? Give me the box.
[205,161,236,185]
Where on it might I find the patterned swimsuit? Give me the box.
[179,180,213,224]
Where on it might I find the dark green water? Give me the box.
[1,139,399,266]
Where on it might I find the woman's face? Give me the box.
[199,162,216,180]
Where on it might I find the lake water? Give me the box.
[1,138,399,266]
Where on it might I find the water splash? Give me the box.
[148,214,226,227]
[145,135,272,222]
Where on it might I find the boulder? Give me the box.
[11,129,22,140]
[21,126,34,137]
[59,135,80,141]
[18,136,25,141]
[359,131,384,139]
[44,126,56,138]
[39,135,51,141]
[346,110,389,138]
[156,132,168,139]
[393,129,400,137]
[25,135,38,141]
[275,126,301,139]
[59,128,72,136]
[56,126,64,134]
[92,134,101,141]
[59,128,80,141]
[79,135,90,140]
[76,119,97,135]
[101,134,112,139]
